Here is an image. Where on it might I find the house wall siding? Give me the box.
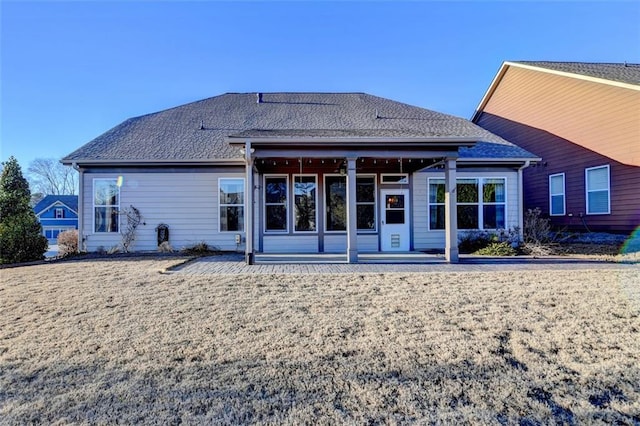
[481,66,640,167]
[82,171,245,252]
[413,170,520,250]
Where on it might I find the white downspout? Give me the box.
[517,160,531,240]
[73,163,84,253]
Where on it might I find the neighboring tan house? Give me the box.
[62,92,538,263]
[33,195,79,243]
[473,61,640,233]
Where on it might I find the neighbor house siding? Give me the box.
[481,66,640,167]
[476,113,640,232]
[475,64,640,232]
[413,170,520,250]
[82,170,245,252]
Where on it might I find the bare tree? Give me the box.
[27,158,78,196]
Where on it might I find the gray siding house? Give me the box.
[62,93,538,263]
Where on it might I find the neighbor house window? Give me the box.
[293,175,317,232]
[428,177,506,230]
[94,179,119,233]
[264,176,288,232]
[549,173,566,216]
[55,208,64,219]
[219,178,244,232]
[325,175,376,232]
[586,165,610,214]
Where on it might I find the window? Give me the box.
[293,175,317,232]
[325,176,347,231]
[549,173,566,216]
[325,175,376,232]
[428,177,506,230]
[55,208,64,219]
[94,179,119,233]
[356,176,376,230]
[264,176,288,231]
[586,165,610,214]
[219,178,244,232]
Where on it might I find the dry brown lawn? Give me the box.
[1,258,639,424]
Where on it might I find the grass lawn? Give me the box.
[1,258,639,424]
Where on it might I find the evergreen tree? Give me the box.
[0,156,49,264]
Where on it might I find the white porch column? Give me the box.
[444,158,459,263]
[244,142,254,265]
[346,157,358,263]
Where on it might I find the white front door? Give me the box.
[380,189,410,251]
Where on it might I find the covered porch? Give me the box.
[228,135,478,264]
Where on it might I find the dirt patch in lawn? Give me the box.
[1,258,639,424]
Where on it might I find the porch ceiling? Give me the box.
[253,156,445,174]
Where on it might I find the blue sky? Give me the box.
[2,1,639,170]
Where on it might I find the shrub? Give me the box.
[458,231,493,254]
[158,241,174,253]
[474,241,518,256]
[57,229,78,257]
[120,205,142,253]
[524,208,551,244]
[182,241,219,256]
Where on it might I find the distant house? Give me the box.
[34,195,79,243]
[62,92,538,263]
[473,61,640,233]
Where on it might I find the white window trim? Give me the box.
[549,173,566,216]
[427,176,508,231]
[585,165,611,215]
[93,178,120,234]
[292,174,318,234]
[264,174,289,233]
[218,177,245,233]
[381,173,408,184]
[55,208,64,219]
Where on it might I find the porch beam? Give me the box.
[346,157,358,263]
[444,158,459,263]
[250,149,459,159]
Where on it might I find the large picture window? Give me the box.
[219,178,244,232]
[94,179,120,233]
[325,175,376,232]
[264,176,288,231]
[585,165,610,215]
[428,177,506,230]
[293,175,317,232]
[549,173,566,216]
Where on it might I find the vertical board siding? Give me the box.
[413,170,520,250]
[83,172,245,252]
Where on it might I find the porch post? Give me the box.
[244,142,254,265]
[444,158,459,263]
[346,157,358,263]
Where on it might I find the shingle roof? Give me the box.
[34,195,78,215]
[62,92,537,163]
[513,61,640,86]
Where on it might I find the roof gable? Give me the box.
[34,195,79,215]
[63,92,537,164]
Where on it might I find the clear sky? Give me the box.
[2,1,639,169]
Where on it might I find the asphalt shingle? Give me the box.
[514,61,640,86]
[62,92,538,163]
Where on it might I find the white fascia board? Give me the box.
[471,61,511,122]
[60,158,245,166]
[226,136,478,147]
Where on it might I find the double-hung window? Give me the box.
[549,173,566,216]
[94,179,120,233]
[219,178,244,232]
[264,176,288,232]
[428,177,506,230]
[585,165,610,214]
[325,175,376,232]
[293,175,317,232]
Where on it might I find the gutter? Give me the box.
[517,160,532,240]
